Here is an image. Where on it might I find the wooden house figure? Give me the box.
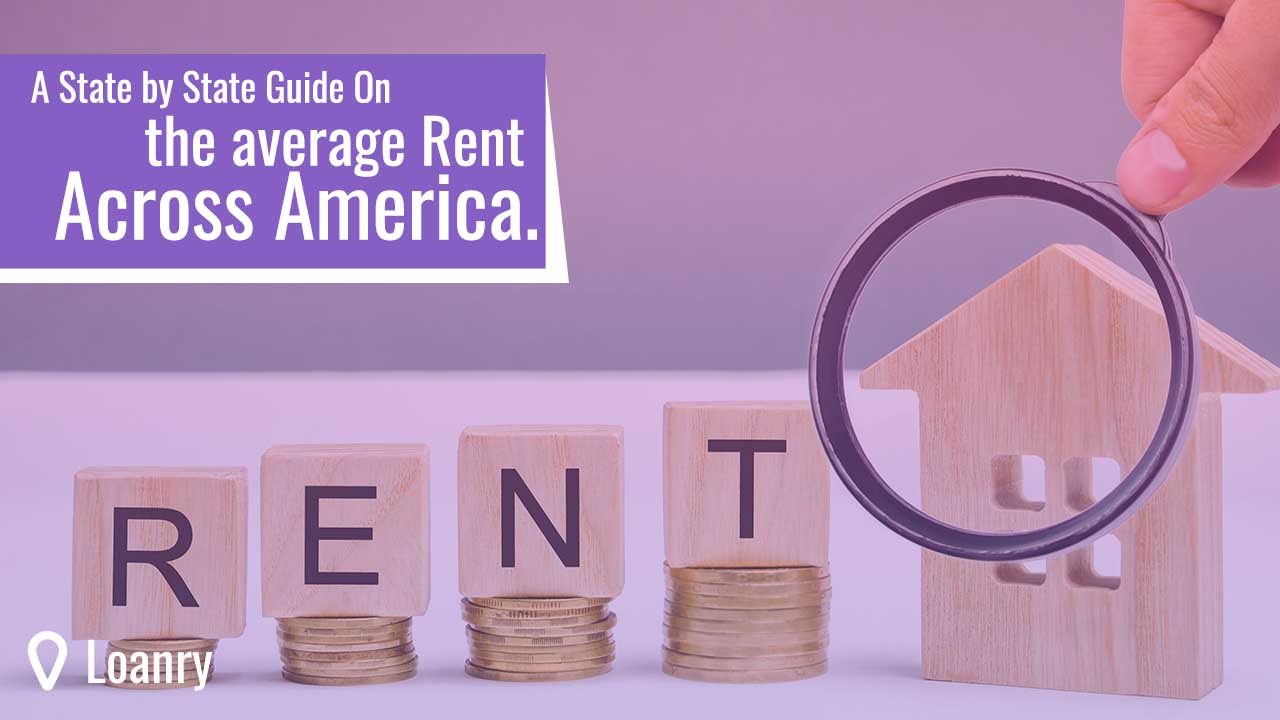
[859,244,1280,699]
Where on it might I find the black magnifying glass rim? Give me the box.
[809,168,1201,562]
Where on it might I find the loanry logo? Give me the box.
[28,630,213,691]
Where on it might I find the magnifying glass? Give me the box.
[809,169,1200,562]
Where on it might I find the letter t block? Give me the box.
[71,466,248,640]
[458,426,624,598]
[664,402,830,568]
[260,444,429,617]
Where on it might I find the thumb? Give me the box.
[1117,0,1280,214]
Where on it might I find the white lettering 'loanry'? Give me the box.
[83,640,212,691]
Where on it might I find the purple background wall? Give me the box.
[3,0,1278,370]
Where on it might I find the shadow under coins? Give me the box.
[826,654,920,682]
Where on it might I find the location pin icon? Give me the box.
[28,631,67,691]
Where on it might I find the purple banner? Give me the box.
[0,54,546,271]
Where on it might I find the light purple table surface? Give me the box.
[2,371,1276,718]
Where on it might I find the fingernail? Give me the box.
[1117,128,1191,211]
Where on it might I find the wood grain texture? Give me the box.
[260,444,429,618]
[72,466,247,640]
[664,401,830,568]
[458,426,624,598]
[860,244,1279,699]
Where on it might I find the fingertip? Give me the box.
[1117,128,1195,214]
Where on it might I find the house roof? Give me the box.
[859,244,1280,395]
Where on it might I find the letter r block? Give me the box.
[458,426,624,598]
[260,444,429,617]
[664,402,830,568]
[71,467,248,640]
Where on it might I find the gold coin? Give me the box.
[462,604,608,623]
[280,642,415,662]
[282,655,412,671]
[107,641,214,652]
[468,612,617,637]
[663,625,828,647]
[666,590,830,610]
[665,565,829,584]
[282,667,417,686]
[461,599,607,620]
[470,635,614,655]
[109,638,218,653]
[277,619,410,636]
[462,607,608,628]
[663,647,827,671]
[277,632,410,648]
[283,656,418,679]
[277,627,410,645]
[278,618,412,637]
[662,612,828,634]
[661,660,827,683]
[665,600,829,622]
[277,616,409,629]
[469,641,615,665]
[282,648,417,671]
[277,634,410,653]
[465,626,611,647]
[665,597,834,620]
[664,638,827,657]
[463,660,611,682]
[469,654,614,673]
[467,597,611,611]
[666,577,832,597]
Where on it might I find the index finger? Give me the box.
[1121,0,1224,120]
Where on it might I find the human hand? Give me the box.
[1118,0,1280,214]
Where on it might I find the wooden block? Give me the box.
[260,444,429,618]
[664,401,830,568]
[458,426,624,598]
[72,467,247,640]
[859,244,1280,699]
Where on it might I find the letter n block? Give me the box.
[260,444,429,617]
[664,401,830,567]
[458,426,624,598]
[71,467,248,640]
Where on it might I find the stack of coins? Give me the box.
[662,564,831,683]
[462,597,616,681]
[276,616,417,686]
[104,638,218,690]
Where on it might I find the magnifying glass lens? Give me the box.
[810,170,1199,562]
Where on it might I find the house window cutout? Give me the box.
[1067,534,1122,590]
[1064,456,1122,511]
[992,454,1045,511]
[995,558,1046,586]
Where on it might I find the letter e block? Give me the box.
[665,401,830,567]
[458,426,624,598]
[71,467,248,640]
[260,444,429,618]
